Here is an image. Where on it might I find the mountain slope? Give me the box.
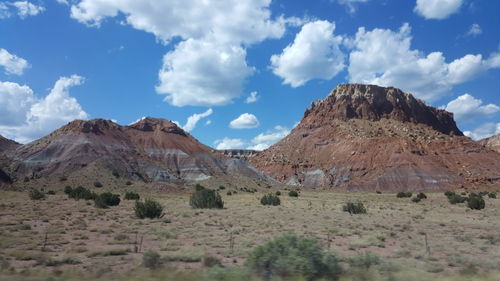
[250,84,500,191]
[5,118,272,186]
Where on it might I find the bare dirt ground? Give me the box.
[0,187,499,279]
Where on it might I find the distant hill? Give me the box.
[3,118,274,188]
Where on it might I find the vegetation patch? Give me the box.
[343,201,367,214]
[189,186,224,209]
[135,199,164,219]
[260,193,280,206]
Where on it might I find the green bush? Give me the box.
[112,170,120,178]
[260,193,281,206]
[411,197,421,203]
[29,189,45,200]
[342,201,367,214]
[288,190,299,197]
[226,191,232,196]
[246,233,342,281]
[135,199,164,219]
[396,192,412,198]
[47,190,56,195]
[64,186,72,195]
[189,187,224,209]
[488,192,496,199]
[444,191,455,197]
[67,186,96,201]
[275,191,281,196]
[94,196,109,209]
[97,192,120,206]
[416,192,427,200]
[448,194,467,204]
[93,181,103,188]
[124,192,140,200]
[125,181,132,185]
[467,196,485,210]
[143,250,161,269]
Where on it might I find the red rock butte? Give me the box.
[250,84,500,191]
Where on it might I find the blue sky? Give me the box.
[0,0,499,148]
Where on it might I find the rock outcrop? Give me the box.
[480,134,500,154]
[250,84,500,191]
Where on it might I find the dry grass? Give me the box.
[0,188,499,280]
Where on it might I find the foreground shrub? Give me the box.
[411,197,421,203]
[448,194,467,204]
[488,192,496,199]
[135,199,164,219]
[260,193,280,206]
[246,233,342,281]
[93,181,103,188]
[66,186,96,200]
[396,192,412,198]
[124,192,140,200]
[190,187,224,209]
[275,191,281,196]
[95,192,120,208]
[444,191,455,197]
[342,201,367,214]
[29,189,45,200]
[288,190,299,197]
[467,195,485,210]
[143,250,161,269]
[416,192,427,200]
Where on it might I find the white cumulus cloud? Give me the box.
[182,108,213,132]
[414,0,462,20]
[214,137,245,150]
[245,91,259,104]
[229,113,260,129]
[347,23,500,102]
[11,1,45,18]
[0,75,88,143]
[444,94,500,122]
[464,123,500,141]
[248,125,290,150]
[271,20,344,88]
[156,39,254,107]
[70,0,293,106]
[0,48,30,75]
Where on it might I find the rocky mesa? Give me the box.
[250,84,500,191]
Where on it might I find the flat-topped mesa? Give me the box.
[303,84,463,136]
[128,117,186,136]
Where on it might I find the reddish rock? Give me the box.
[250,84,500,191]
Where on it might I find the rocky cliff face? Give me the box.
[480,134,500,153]
[303,84,462,136]
[218,149,259,161]
[250,84,500,191]
[6,118,272,186]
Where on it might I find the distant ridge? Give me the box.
[3,117,273,187]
